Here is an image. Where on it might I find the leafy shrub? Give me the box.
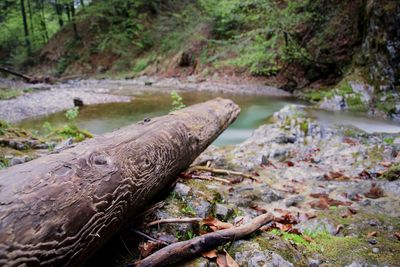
[170,90,186,111]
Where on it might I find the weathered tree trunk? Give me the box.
[0,98,240,266]
[20,0,32,55]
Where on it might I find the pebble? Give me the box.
[368,239,378,245]
[372,247,379,253]
[173,183,191,198]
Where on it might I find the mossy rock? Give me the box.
[381,164,400,181]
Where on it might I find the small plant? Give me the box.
[65,107,79,121]
[170,90,186,111]
[384,137,395,145]
[180,204,196,216]
[381,163,400,181]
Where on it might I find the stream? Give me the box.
[17,87,400,146]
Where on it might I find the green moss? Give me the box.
[384,137,395,145]
[338,83,353,96]
[346,94,367,112]
[381,163,400,181]
[300,120,309,135]
[304,89,335,102]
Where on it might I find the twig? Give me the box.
[147,217,203,227]
[189,165,259,182]
[135,213,273,267]
[190,174,232,184]
[131,229,170,246]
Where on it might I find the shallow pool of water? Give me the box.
[18,89,400,146]
[18,91,297,146]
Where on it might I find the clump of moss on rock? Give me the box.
[381,164,400,181]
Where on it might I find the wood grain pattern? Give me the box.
[0,98,240,266]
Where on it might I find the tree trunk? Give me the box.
[27,0,34,36]
[80,0,85,8]
[0,98,240,266]
[20,0,32,55]
[70,1,79,39]
[54,0,64,28]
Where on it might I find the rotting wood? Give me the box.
[0,98,240,266]
[135,213,273,267]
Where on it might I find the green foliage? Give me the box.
[0,157,9,170]
[384,137,395,145]
[201,0,313,76]
[180,204,196,216]
[381,163,400,181]
[170,90,186,111]
[0,120,10,135]
[346,94,367,112]
[0,1,61,67]
[65,107,79,121]
[132,53,156,73]
[42,107,92,142]
[304,89,334,102]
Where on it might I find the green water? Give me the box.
[18,91,297,146]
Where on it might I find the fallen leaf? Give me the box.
[202,217,233,231]
[202,249,218,259]
[357,170,372,180]
[380,161,392,167]
[309,195,352,210]
[347,207,358,214]
[273,212,299,224]
[216,254,227,267]
[286,161,294,167]
[367,231,377,237]
[335,224,344,235]
[303,235,314,242]
[364,184,385,199]
[343,137,358,145]
[394,232,400,241]
[250,203,267,214]
[324,171,349,181]
[225,249,240,267]
[138,241,160,257]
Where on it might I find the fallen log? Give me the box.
[0,98,240,266]
[0,65,53,84]
[135,213,273,267]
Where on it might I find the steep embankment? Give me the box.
[32,0,399,116]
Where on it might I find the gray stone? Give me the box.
[372,247,379,253]
[173,183,192,198]
[345,262,368,267]
[215,203,233,220]
[308,258,321,267]
[9,156,30,166]
[194,200,211,218]
[285,195,305,207]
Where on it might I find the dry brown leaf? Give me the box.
[380,161,392,167]
[394,232,400,241]
[138,240,160,258]
[202,249,218,259]
[303,235,314,243]
[202,217,233,231]
[216,254,227,267]
[367,231,377,237]
[225,249,239,267]
[364,184,385,199]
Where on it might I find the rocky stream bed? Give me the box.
[111,105,400,267]
[1,79,400,266]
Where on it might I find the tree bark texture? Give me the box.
[0,98,240,266]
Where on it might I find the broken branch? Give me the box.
[189,166,259,182]
[147,218,203,227]
[135,213,273,267]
